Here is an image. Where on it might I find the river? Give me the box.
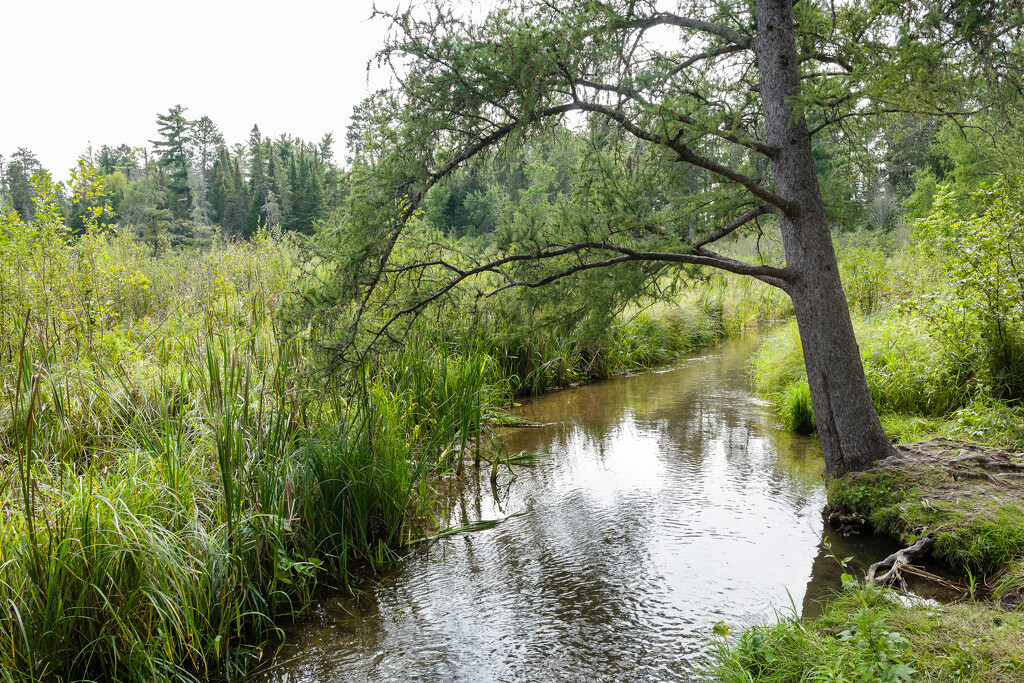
[256,338,904,682]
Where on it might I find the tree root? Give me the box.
[899,563,969,596]
[867,534,936,590]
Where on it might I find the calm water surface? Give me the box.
[258,338,902,682]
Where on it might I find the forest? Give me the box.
[2,0,1024,681]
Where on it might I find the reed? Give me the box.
[0,206,734,680]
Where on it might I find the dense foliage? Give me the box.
[0,169,739,680]
[1,108,344,249]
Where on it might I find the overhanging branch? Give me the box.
[383,240,793,325]
[622,12,751,48]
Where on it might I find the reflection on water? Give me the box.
[257,339,902,682]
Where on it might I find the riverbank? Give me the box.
[708,438,1024,682]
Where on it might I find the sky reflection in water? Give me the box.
[258,339,900,682]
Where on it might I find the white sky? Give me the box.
[0,0,398,180]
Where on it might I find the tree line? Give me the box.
[2,98,1016,256]
[0,105,346,250]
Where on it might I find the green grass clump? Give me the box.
[708,583,1024,682]
[992,559,1024,605]
[0,322,478,681]
[780,379,815,434]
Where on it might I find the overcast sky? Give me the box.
[0,0,399,180]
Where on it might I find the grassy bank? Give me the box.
[711,180,1024,682]
[0,200,737,681]
[750,229,1024,452]
[708,581,1024,682]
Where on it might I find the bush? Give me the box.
[916,177,1024,403]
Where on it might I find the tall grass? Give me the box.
[749,222,1024,449]
[0,316,503,680]
[1,203,734,680]
[0,206,507,680]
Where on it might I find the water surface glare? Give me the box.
[258,339,901,682]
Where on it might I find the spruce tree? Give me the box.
[244,125,267,237]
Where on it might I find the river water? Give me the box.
[257,338,904,682]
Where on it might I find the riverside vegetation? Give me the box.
[0,177,743,681]
[709,178,1024,682]
[5,167,1024,682]
[4,4,1024,671]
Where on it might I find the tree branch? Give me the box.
[672,143,795,213]
[390,240,793,316]
[803,52,853,72]
[622,12,751,48]
[692,205,772,249]
[573,77,777,157]
[809,104,984,136]
[668,44,747,75]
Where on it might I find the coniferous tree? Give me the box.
[287,152,303,232]
[151,105,192,219]
[313,0,1024,476]
[2,148,42,220]
[206,147,229,225]
[187,116,224,176]
[245,125,267,237]
[290,148,327,234]
[232,157,249,234]
[96,144,138,176]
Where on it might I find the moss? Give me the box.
[827,441,1024,574]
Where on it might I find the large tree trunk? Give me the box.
[753,0,895,476]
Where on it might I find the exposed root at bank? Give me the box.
[868,534,935,589]
[871,438,1024,487]
[828,438,1024,603]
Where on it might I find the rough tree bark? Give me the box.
[753,0,895,475]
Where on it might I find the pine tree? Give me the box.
[206,147,229,225]
[2,148,42,220]
[244,125,267,237]
[150,105,192,220]
[187,116,224,175]
[228,156,248,235]
[287,152,303,232]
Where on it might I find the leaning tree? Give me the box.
[303,0,1022,477]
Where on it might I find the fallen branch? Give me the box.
[868,534,936,590]
[899,563,968,596]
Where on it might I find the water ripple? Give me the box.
[258,339,901,682]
